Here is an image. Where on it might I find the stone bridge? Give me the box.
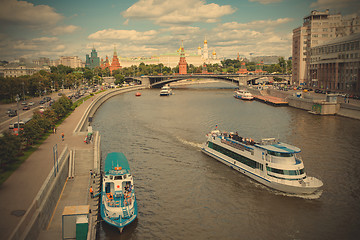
[126,74,291,88]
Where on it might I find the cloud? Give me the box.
[51,25,80,35]
[122,0,235,25]
[0,0,63,26]
[32,37,58,42]
[220,18,293,30]
[310,0,359,11]
[249,0,283,4]
[88,29,158,41]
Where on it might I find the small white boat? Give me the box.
[201,128,323,195]
[100,152,138,232]
[234,89,254,100]
[160,84,172,96]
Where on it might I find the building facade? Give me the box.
[85,48,100,69]
[0,63,50,78]
[309,33,360,94]
[292,9,360,85]
[58,56,84,68]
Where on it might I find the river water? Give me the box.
[92,82,360,240]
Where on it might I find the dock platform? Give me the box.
[253,95,288,106]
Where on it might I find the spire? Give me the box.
[113,45,117,56]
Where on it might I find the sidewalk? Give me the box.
[0,95,95,239]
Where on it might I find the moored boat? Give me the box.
[100,152,138,232]
[160,84,172,96]
[234,89,254,100]
[201,128,323,195]
[135,92,141,96]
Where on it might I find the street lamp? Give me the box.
[15,94,20,135]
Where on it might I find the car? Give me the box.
[39,100,45,104]
[58,93,63,96]
[21,101,27,105]
[6,109,12,114]
[28,102,34,106]
[23,106,30,110]
[8,110,17,117]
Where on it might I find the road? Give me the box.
[0,89,76,134]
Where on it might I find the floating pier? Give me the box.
[253,95,288,106]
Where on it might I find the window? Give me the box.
[267,150,293,157]
[266,166,305,176]
[207,142,263,170]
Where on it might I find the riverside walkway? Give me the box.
[0,86,143,239]
[0,93,97,239]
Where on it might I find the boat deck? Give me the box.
[253,95,288,106]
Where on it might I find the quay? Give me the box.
[253,95,288,106]
[0,86,144,240]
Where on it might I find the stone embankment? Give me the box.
[246,86,360,120]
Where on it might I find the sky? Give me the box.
[0,0,359,62]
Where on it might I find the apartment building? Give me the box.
[292,9,360,85]
[309,33,360,94]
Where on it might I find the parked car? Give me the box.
[39,100,45,104]
[28,102,34,106]
[6,109,12,114]
[23,106,30,110]
[21,101,27,105]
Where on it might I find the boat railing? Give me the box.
[221,138,254,153]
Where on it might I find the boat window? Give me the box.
[114,175,122,180]
[266,166,305,176]
[267,150,293,157]
[208,142,263,170]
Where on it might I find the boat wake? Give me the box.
[176,137,203,149]
[274,190,323,199]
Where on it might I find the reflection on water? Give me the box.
[92,83,360,240]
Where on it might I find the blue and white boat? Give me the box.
[234,89,254,100]
[201,128,323,194]
[100,152,138,232]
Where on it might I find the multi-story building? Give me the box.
[292,9,360,85]
[58,56,84,68]
[33,57,50,66]
[0,62,50,78]
[309,33,360,94]
[85,48,100,69]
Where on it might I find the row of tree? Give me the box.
[0,96,73,170]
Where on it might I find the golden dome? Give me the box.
[204,40,207,44]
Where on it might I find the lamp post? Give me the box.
[15,94,20,135]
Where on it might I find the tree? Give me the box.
[114,74,125,85]
[0,133,21,169]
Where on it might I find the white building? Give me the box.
[0,63,50,78]
[54,56,84,68]
[292,9,360,85]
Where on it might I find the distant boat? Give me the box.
[135,92,141,96]
[100,152,138,232]
[202,128,323,194]
[160,84,172,96]
[234,89,254,100]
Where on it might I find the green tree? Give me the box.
[114,74,125,85]
[0,133,21,169]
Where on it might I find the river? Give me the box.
[91,82,360,240]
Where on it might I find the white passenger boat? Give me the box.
[234,89,254,100]
[160,84,172,96]
[201,128,323,194]
[100,152,138,232]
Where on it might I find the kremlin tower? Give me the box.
[178,41,187,75]
[109,46,121,74]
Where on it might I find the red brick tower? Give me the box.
[110,46,121,74]
[178,41,187,75]
[237,61,248,74]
